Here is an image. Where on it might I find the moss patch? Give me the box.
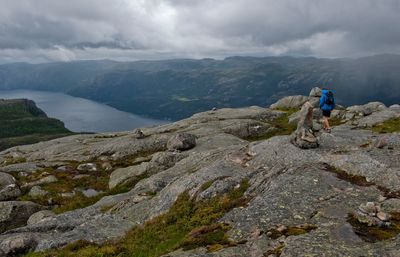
[322,164,400,198]
[248,109,297,141]
[17,161,147,214]
[267,224,318,239]
[347,213,400,243]
[25,180,250,257]
[322,164,375,187]
[329,116,345,127]
[372,118,400,134]
[265,242,285,256]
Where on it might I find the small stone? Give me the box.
[61,192,76,198]
[77,163,97,172]
[377,212,390,221]
[18,172,29,177]
[101,162,113,171]
[81,189,101,198]
[28,186,48,197]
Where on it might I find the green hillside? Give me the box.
[1,55,400,120]
[0,99,72,151]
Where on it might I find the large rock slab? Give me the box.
[0,201,46,233]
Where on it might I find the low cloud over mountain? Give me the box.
[1,0,400,63]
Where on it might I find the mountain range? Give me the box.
[1,54,400,120]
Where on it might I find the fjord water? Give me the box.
[0,90,166,133]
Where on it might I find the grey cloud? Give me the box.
[0,0,399,63]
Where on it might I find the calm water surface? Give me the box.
[0,90,166,133]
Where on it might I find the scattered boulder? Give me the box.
[132,129,145,139]
[0,201,45,233]
[27,210,56,225]
[80,189,102,198]
[28,186,48,197]
[0,172,21,201]
[290,102,319,149]
[309,87,322,97]
[167,133,196,151]
[270,95,309,110]
[23,175,58,189]
[77,163,97,172]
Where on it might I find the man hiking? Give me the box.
[319,88,335,133]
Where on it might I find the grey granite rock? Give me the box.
[167,133,197,151]
[0,201,45,233]
[0,172,21,201]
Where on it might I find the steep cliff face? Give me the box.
[0,99,72,151]
[0,91,399,257]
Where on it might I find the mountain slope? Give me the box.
[0,99,72,151]
[1,55,400,120]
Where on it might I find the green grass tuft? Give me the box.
[372,118,400,134]
[25,179,250,257]
[247,108,297,141]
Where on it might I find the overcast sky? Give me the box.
[0,0,400,63]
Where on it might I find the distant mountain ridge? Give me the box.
[1,54,400,120]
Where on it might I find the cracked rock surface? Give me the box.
[0,92,399,256]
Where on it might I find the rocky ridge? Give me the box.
[0,88,399,256]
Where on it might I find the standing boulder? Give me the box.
[0,172,21,201]
[290,102,319,149]
[167,133,196,151]
[309,87,322,97]
[0,201,46,233]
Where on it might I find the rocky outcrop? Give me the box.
[0,90,399,256]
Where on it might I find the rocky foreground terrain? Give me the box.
[0,88,400,256]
